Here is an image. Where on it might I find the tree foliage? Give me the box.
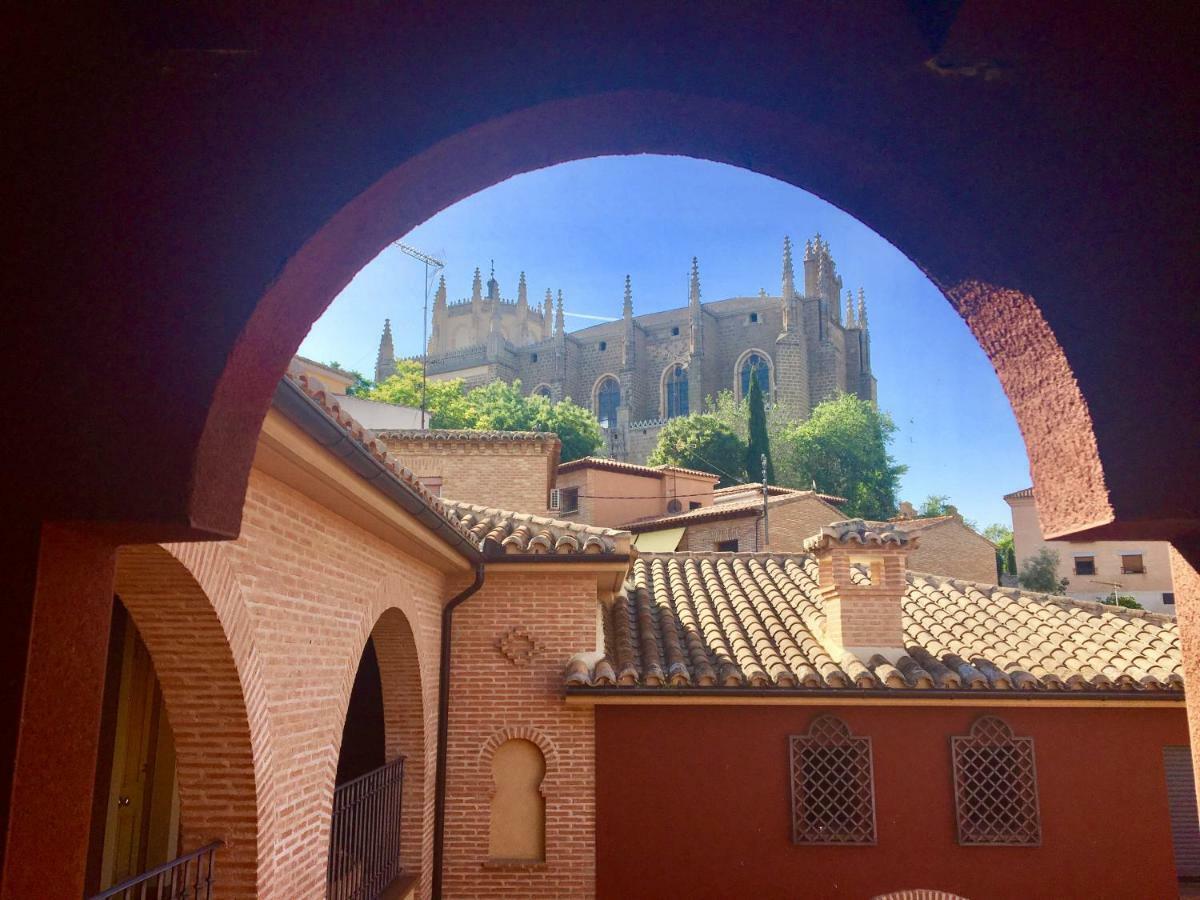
[773,394,906,519]
[918,494,954,517]
[325,361,373,397]
[984,524,1016,579]
[745,371,775,485]
[1018,547,1069,595]
[364,362,602,461]
[647,414,747,486]
[1102,594,1144,610]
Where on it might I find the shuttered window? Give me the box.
[1163,746,1200,878]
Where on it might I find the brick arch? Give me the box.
[114,543,274,899]
[198,89,1115,544]
[732,347,775,402]
[477,726,560,796]
[872,892,970,900]
[327,576,436,896]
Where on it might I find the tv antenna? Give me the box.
[392,241,445,427]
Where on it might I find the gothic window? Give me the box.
[664,364,689,419]
[790,716,876,844]
[488,739,546,862]
[532,384,552,399]
[951,717,1040,846]
[595,377,620,429]
[739,353,770,399]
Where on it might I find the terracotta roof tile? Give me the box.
[568,552,1182,694]
[442,500,630,558]
[557,456,720,481]
[1004,487,1035,500]
[626,490,843,532]
[714,482,847,505]
[376,428,559,443]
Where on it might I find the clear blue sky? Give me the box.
[300,155,1031,529]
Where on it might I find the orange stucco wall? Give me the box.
[595,703,1188,899]
[557,468,716,528]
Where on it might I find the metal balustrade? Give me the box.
[327,756,406,900]
[89,841,222,900]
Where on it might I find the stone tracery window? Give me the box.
[664,364,689,419]
[951,717,1040,846]
[790,715,876,845]
[595,376,620,428]
[739,351,771,400]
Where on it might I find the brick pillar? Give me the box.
[1,525,116,900]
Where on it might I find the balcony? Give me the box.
[327,756,407,900]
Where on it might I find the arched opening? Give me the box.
[328,607,426,898]
[662,363,689,419]
[593,375,620,429]
[488,739,546,863]
[107,544,264,898]
[531,383,553,399]
[735,349,773,402]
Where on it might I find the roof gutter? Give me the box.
[564,686,1185,703]
[432,562,486,900]
[272,378,483,564]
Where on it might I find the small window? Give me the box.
[1121,553,1145,575]
[671,326,680,336]
[1073,555,1095,576]
[951,717,1040,846]
[1164,592,1176,606]
[790,716,876,845]
[716,539,739,552]
[560,487,579,513]
[598,341,607,351]
[666,499,682,514]
[748,312,759,323]
[689,501,702,510]
[531,353,538,362]
[418,476,443,498]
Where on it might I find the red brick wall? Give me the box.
[118,469,451,899]
[906,521,998,584]
[596,703,1189,900]
[442,569,597,898]
[381,436,556,514]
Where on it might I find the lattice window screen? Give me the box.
[951,716,1041,846]
[790,715,876,844]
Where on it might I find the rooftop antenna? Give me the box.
[392,241,445,428]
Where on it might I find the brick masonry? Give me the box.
[903,519,998,584]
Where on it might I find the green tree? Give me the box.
[1018,547,1069,595]
[325,361,373,396]
[1102,594,1144,610]
[918,495,954,517]
[744,371,775,484]
[774,394,906,519]
[364,360,474,427]
[648,414,747,486]
[461,379,602,463]
[984,524,1016,580]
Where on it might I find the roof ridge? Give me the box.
[442,498,629,538]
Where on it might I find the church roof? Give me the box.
[565,552,1184,695]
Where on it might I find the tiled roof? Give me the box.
[1004,487,1035,500]
[376,428,559,443]
[714,482,847,505]
[565,552,1182,693]
[443,500,630,558]
[282,370,479,547]
[870,515,995,545]
[557,456,720,481]
[624,490,842,532]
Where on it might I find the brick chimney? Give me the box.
[804,519,917,663]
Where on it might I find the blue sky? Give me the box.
[299,155,1031,529]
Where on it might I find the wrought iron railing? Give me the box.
[327,756,406,900]
[89,841,222,900]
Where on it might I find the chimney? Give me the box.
[804,520,915,662]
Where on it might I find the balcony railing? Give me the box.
[327,756,406,900]
[89,841,222,900]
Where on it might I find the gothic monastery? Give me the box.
[374,235,877,463]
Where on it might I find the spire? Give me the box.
[517,271,528,308]
[374,318,396,383]
[803,237,815,261]
[623,274,633,320]
[857,287,868,327]
[471,267,483,303]
[689,257,701,307]
[486,260,500,302]
[845,290,855,326]
[555,289,565,336]
[434,274,447,308]
[782,235,795,299]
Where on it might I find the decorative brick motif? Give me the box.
[497,627,543,666]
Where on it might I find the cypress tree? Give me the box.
[745,369,775,484]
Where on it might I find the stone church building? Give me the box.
[375,235,877,463]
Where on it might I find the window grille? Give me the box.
[596,377,620,429]
[1073,555,1095,576]
[790,716,876,845]
[1120,553,1145,574]
[665,365,689,418]
[951,717,1041,846]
